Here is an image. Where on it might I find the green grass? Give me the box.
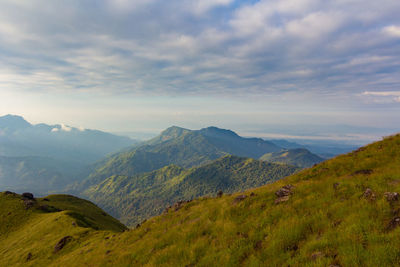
[1,134,400,266]
[260,148,324,168]
[83,155,299,226]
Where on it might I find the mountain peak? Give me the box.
[146,126,191,145]
[0,114,31,129]
[198,126,239,138]
[160,126,190,137]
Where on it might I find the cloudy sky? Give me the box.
[0,0,399,141]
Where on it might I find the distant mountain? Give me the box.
[270,138,358,159]
[0,156,91,195]
[260,148,324,168]
[0,114,136,193]
[80,126,282,189]
[83,155,299,226]
[0,114,135,164]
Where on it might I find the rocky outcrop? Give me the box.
[233,195,247,204]
[275,184,294,204]
[384,192,399,202]
[54,236,72,253]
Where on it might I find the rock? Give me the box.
[54,236,72,253]
[163,205,171,214]
[275,185,294,198]
[233,195,247,204]
[275,185,294,204]
[363,188,376,200]
[352,169,373,176]
[250,192,256,197]
[275,188,291,198]
[217,190,223,198]
[22,192,34,200]
[275,195,290,204]
[386,217,400,231]
[4,191,15,195]
[384,192,399,202]
[23,200,35,209]
[26,252,32,261]
[311,251,324,260]
[43,198,50,201]
[173,200,185,211]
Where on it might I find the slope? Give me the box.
[2,134,400,266]
[82,126,282,189]
[83,155,299,226]
[260,148,324,168]
[0,191,126,266]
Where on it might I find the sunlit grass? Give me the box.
[1,134,400,266]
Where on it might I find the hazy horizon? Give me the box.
[1,0,399,144]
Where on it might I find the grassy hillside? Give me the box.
[80,126,282,190]
[0,192,126,266]
[83,155,299,226]
[260,148,324,168]
[1,134,400,266]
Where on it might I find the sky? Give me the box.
[0,0,399,142]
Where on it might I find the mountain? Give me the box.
[260,148,324,168]
[0,156,87,195]
[0,114,135,164]
[0,114,136,194]
[270,138,358,159]
[1,134,399,266]
[81,126,282,189]
[83,155,299,226]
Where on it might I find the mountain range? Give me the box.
[0,114,338,226]
[74,125,322,224]
[80,125,294,190]
[0,114,136,193]
[1,132,399,266]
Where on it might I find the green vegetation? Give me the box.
[260,148,324,168]
[2,134,400,266]
[80,126,282,190]
[0,192,126,266]
[83,155,299,226]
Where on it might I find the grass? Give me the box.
[1,134,400,266]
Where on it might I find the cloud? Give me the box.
[51,124,73,132]
[190,0,234,14]
[383,25,400,38]
[60,124,72,132]
[362,91,400,103]
[363,91,400,96]
[0,0,399,101]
